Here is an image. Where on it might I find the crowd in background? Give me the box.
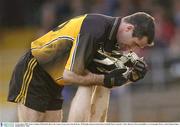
[1,0,180,91]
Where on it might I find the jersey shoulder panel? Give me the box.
[80,14,114,41]
[31,14,87,49]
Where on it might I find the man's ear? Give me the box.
[125,24,134,32]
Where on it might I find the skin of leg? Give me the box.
[43,110,63,122]
[68,85,110,122]
[67,86,95,122]
[88,86,110,122]
[17,103,44,122]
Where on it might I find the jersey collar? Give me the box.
[108,17,121,42]
[104,17,121,53]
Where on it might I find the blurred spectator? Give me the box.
[91,0,110,15]
[152,5,175,48]
[169,28,180,58]
[116,0,153,17]
[55,0,72,22]
[71,0,84,16]
[172,0,180,27]
[91,0,119,16]
[37,0,72,36]
[37,1,57,36]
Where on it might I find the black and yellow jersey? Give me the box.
[31,14,120,85]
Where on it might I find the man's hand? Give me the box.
[87,51,117,74]
[103,68,128,88]
[128,59,148,82]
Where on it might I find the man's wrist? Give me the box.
[91,73,105,86]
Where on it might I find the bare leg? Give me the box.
[67,86,95,122]
[88,86,110,122]
[43,110,63,122]
[68,85,110,122]
[17,103,44,122]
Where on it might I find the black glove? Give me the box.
[128,59,148,82]
[104,68,128,88]
[87,51,117,74]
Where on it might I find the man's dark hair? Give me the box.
[123,12,155,45]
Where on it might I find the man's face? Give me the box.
[120,36,149,51]
[117,22,149,51]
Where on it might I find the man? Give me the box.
[67,12,155,122]
[8,12,155,122]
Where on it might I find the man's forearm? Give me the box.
[63,69,104,86]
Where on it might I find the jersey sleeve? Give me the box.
[65,33,96,74]
[65,14,107,75]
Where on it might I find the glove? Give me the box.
[128,59,148,82]
[103,68,128,88]
[87,51,117,74]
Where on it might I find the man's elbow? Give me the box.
[63,69,86,85]
[63,69,73,83]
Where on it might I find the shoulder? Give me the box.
[80,14,115,40]
[85,14,114,23]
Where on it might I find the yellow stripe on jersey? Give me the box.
[15,58,37,103]
[64,15,87,71]
[65,34,80,71]
[31,36,74,50]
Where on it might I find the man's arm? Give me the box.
[63,68,128,88]
[63,69,104,86]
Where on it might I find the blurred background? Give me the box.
[1,0,180,122]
